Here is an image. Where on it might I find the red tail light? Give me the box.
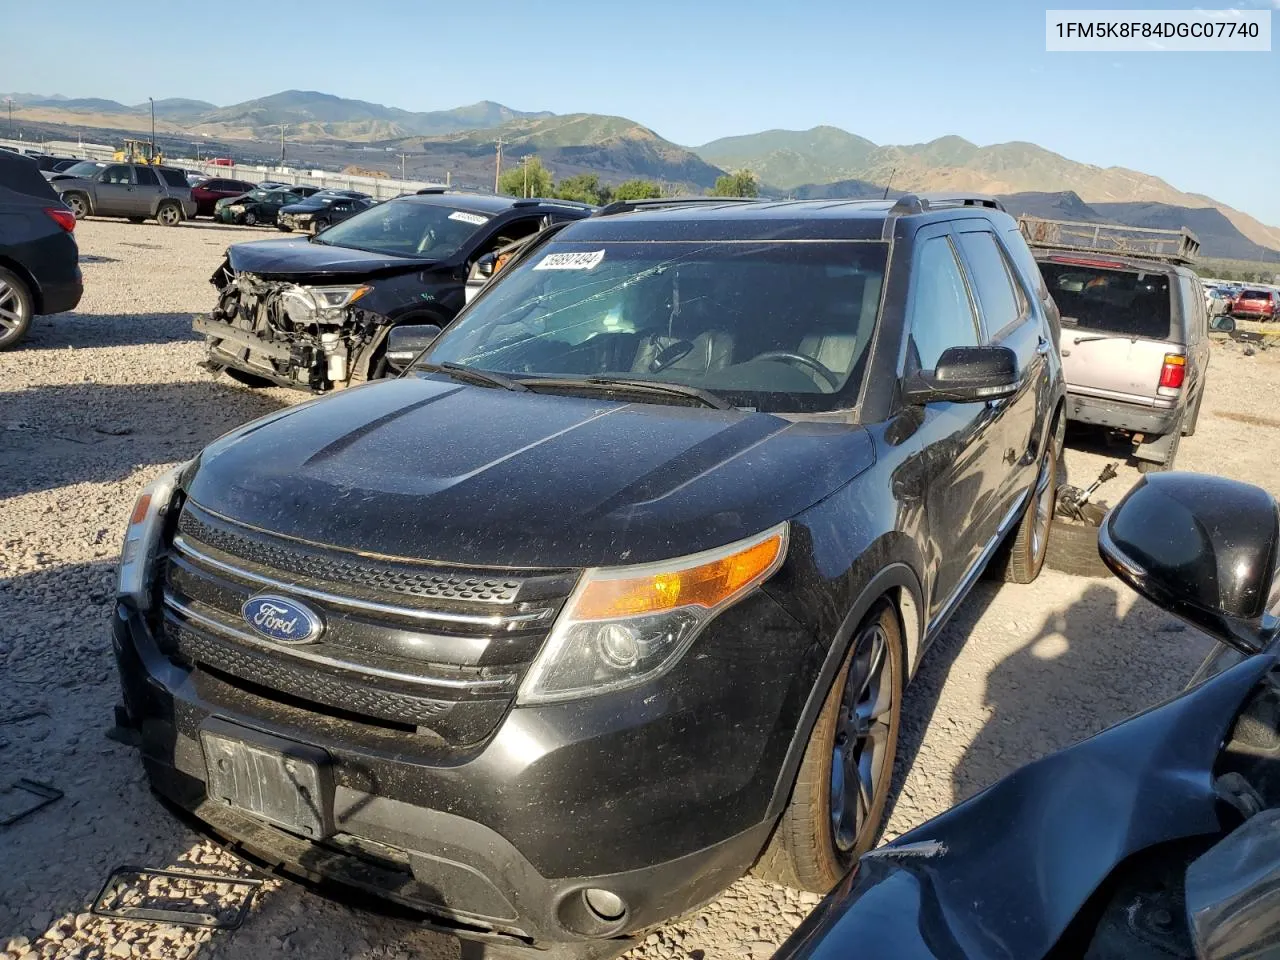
[44,207,76,232]
[1159,354,1186,390]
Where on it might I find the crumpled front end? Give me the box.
[196,259,393,392]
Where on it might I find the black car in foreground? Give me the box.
[775,471,1280,960]
[0,151,83,350]
[196,191,594,390]
[276,189,372,233]
[115,195,1064,957]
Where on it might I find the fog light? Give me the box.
[596,624,640,669]
[584,888,626,922]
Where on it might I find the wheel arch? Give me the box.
[762,561,925,824]
[0,255,44,314]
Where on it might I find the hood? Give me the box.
[225,236,435,279]
[281,198,335,213]
[187,376,875,568]
[775,652,1279,960]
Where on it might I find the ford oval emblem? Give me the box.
[241,594,324,645]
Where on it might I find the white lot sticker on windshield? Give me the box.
[533,250,606,271]
[448,211,489,226]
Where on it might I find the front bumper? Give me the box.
[112,586,809,946]
[1065,391,1180,435]
[277,214,311,231]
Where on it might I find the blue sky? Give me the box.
[5,0,1278,222]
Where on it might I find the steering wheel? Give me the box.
[753,351,840,390]
[648,339,694,373]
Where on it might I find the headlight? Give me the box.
[518,523,788,704]
[117,462,187,610]
[281,284,372,325]
[228,204,244,214]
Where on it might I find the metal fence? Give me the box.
[0,137,446,200]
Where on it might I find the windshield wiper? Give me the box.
[418,362,528,392]
[522,376,732,410]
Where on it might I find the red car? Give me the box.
[1232,288,1278,321]
[191,177,256,218]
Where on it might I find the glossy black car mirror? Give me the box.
[1210,315,1236,333]
[1099,472,1280,654]
[902,345,1019,405]
[385,324,443,375]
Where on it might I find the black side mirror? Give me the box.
[1099,472,1280,654]
[902,345,1019,405]
[385,324,442,374]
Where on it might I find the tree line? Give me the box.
[498,157,760,204]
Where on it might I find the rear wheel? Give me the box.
[998,440,1058,584]
[1182,384,1204,437]
[0,267,34,351]
[156,201,182,227]
[1137,430,1181,473]
[754,603,903,893]
[63,193,89,219]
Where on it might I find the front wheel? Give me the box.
[0,267,34,351]
[753,603,903,893]
[63,193,89,219]
[243,211,257,226]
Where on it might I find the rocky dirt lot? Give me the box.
[1,218,1273,960]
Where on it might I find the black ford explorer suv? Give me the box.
[197,191,594,391]
[113,194,1065,957]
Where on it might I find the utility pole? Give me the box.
[493,137,505,193]
[445,170,451,188]
[148,97,155,159]
[398,152,409,181]
[279,124,288,169]
[4,98,12,138]
[521,155,530,198]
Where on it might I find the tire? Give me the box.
[753,602,903,893]
[1137,430,1180,473]
[312,219,328,235]
[996,443,1058,584]
[155,201,182,227]
[210,346,275,388]
[1044,514,1112,578]
[244,211,257,226]
[63,193,89,219]
[1182,384,1204,437]
[0,267,34,351]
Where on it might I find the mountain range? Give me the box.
[4,89,1276,259]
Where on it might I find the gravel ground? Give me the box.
[2,218,1272,960]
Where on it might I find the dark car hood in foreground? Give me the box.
[773,652,1279,960]
[225,236,434,279]
[280,198,340,214]
[187,377,875,568]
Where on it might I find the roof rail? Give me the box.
[415,186,449,195]
[595,196,762,217]
[1017,215,1200,265]
[511,197,596,211]
[888,193,1006,216]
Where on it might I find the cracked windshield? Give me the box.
[1,2,1276,960]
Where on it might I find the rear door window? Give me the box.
[134,166,159,186]
[157,168,188,188]
[905,236,981,373]
[101,165,132,184]
[1037,260,1172,340]
[956,230,1023,338]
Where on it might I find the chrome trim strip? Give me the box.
[163,595,514,694]
[170,536,554,628]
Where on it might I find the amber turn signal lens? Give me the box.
[574,531,786,621]
[129,493,153,526]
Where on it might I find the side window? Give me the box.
[956,230,1022,337]
[157,168,187,188]
[134,166,159,186]
[479,217,544,258]
[101,165,132,184]
[905,235,981,374]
